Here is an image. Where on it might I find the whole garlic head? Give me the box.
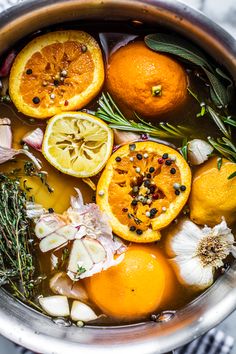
[187,139,213,165]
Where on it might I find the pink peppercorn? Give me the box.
[158,158,164,164]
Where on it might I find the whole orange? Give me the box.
[85,245,175,320]
[106,41,188,118]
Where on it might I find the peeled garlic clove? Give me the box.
[71,301,98,322]
[39,233,67,252]
[35,215,65,239]
[50,272,88,302]
[113,129,139,145]
[22,128,43,151]
[187,139,213,165]
[0,118,12,149]
[83,237,106,264]
[39,295,70,317]
[68,239,93,274]
[57,225,78,240]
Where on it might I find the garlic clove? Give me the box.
[165,219,203,258]
[35,214,65,239]
[172,255,214,290]
[83,237,106,264]
[39,295,70,317]
[50,272,88,302]
[0,118,12,149]
[187,139,213,165]
[113,129,140,145]
[39,233,67,253]
[67,239,93,274]
[56,225,78,240]
[22,128,44,151]
[71,301,98,322]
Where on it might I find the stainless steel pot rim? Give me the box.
[0,1,235,353]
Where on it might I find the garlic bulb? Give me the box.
[166,218,236,290]
[187,139,213,165]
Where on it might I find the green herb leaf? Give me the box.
[145,33,211,69]
[217,157,223,170]
[179,138,188,161]
[206,106,231,139]
[203,68,229,107]
[228,171,236,180]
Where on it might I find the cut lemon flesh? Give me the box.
[96,142,191,243]
[9,30,104,119]
[42,112,113,178]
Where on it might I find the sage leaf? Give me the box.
[203,68,229,107]
[216,67,234,101]
[145,34,212,70]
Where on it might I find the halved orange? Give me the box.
[96,142,191,242]
[9,31,104,119]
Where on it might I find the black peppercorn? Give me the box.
[115,156,122,162]
[136,229,143,235]
[26,68,32,75]
[54,79,60,87]
[165,159,172,166]
[136,153,143,160]
[130,226,136,232]
[48,208,54,213]
[32,96,40,104]
[175,190,180,196]
[144,180,151,187]
[162,153,168,159]
[180,185,186,191]
[170,168,176,174]
[146,173,151,179]
[149,167,155,173]
[131,200,137,206]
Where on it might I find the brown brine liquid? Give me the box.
[0,21,235,326]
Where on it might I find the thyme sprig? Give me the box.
[96,93,188,139]
[0,173,35,299]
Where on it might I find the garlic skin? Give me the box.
[22,128,44,151]
[113,129,140,145]
[0,118,12,148]
[166,218,236,290]
[187,139,213,165]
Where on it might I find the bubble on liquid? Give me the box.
[151,310,176,323]
[52,317,72,327]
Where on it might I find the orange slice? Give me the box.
[9,31,104,119]
[96,142,191,242]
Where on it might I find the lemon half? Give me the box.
[42,112,113,178]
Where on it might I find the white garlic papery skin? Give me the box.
[166,218,236,290]
[0,118,12,148]
[187,139,213,165]
[113,129,139,145]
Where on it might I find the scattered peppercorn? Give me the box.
[149,185,156,194]
[175,190,180,196]
[32,96,40,104]
[149,167,155,173]
[146,173,151,179]
[115,156,122,162]
[152,193,159,200]
[173,183,180,190]
[135,167,141,173]
[162,153,168,159]
[170,168,176,174]
[158,157,164,164]
[81,44,87,53]
[136,229,143,235]
[129,143,136,151]
[122,208,128,212]
[26,68,32,75]
[48,208,54,213]
[144,180,150,187]
[136,153,142,160]
[131,200,137,206]
[64,100,69,106]
[180,185,186,191]
[143,153,149,159]
[130,226,136,232]
[54,79,60,86]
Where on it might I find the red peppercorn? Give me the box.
[64,100,69,106]
[152,193,159,200]
[158,158,164,164]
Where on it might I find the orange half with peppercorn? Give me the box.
[9,30,104,119]
[96,141,192,242]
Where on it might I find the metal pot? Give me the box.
[0,1,235,353]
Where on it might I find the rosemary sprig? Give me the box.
[0,173,35,299]
[207,137,236,163]
[96,93,188,139]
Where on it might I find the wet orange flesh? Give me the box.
[20,41,94,109]
[108,151,181,231]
